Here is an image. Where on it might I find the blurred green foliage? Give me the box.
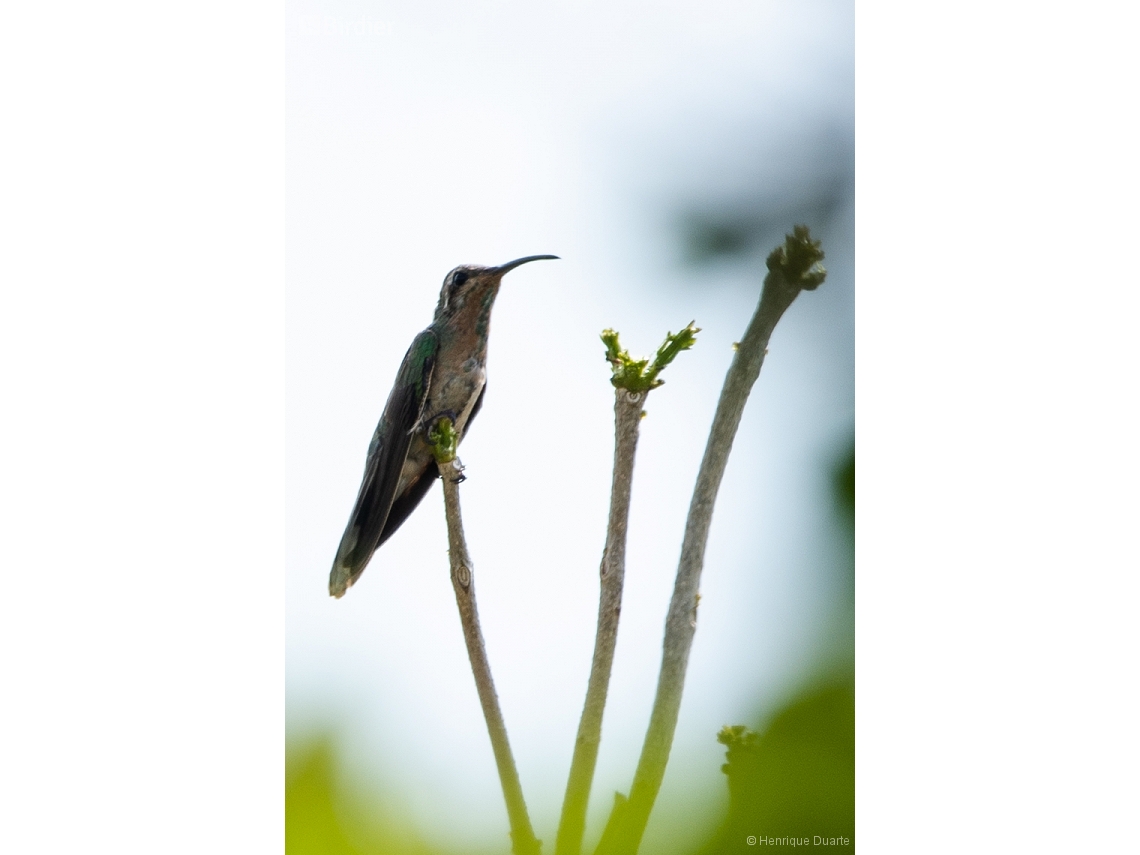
[696,681,854,854]
[692,440,855,853]
[286,736,449,855]
[682,215,759,263]
[835,446,854,520]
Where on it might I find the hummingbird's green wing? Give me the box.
[374,382,485,547]
[329,330,438,598]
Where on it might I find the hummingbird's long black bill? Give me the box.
[494,254,559,275]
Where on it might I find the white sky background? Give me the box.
[285,1,853,852]
[4,3,1139,854]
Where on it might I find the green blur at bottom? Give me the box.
[286,678,854,855]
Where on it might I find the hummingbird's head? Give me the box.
[433,255,558,323]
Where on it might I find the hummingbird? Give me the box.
[329,255,559,598]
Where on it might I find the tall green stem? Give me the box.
[431,420,542,855]
[556,323,697,855]
[555,389,644,855]
[595,227,826,855]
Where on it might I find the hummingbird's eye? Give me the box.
[452,271,469,288]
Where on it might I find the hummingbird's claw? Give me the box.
[434,457,465,484]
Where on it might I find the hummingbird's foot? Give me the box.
[441,457,466,484]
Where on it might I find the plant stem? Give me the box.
[438,457,542,855]
[555,388,645,855]
[596,227,825,855]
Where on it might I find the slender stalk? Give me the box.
[555,323,697,855]
[555,388,645,855]
[436,451,542,855]
[595,227,826,855]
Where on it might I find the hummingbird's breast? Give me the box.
[426,354,486,434]
[394,349,486,499]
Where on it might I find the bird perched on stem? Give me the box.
[329,255,559,598]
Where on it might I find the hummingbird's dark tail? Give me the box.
[329,536,365,598]
[328,460,441,597]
